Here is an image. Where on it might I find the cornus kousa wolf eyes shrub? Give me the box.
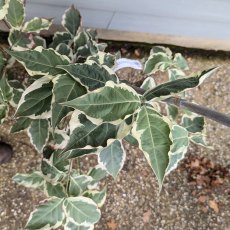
[0,0,226,229]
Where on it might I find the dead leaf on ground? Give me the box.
[209,200,219,213]
[143,210,152,223]
[107,219,117,230]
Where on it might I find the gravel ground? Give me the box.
[0,45,230,230]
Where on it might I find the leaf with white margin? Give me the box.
[140,77,156,91]
[8,79,24,106]
[173,53,189,70]
[166,104,178,120]
[0,51,5,73]
[7,47,70,76]
[190,133,209,147]
[50,31,72,49]
[0,74,13,102]
[33,36,47,48]
[181,114,204,133]
[132,106,172,188]
[62,5,81,36]
[68,174,93,196]
[16,76,52,118]
[143,67,218,101]
[166,125,189,175]
[13,171,44,188]
[55,43,73,60]
[64,82,141,122]
[23,17,52,33]
[5,0,24,29]
[25,197,65,230]
[88,165,108,183]
[0,0,9,20]
[83,188,106,208]
[0,104,8,124]
[150,46,172,57]
[167,68,185,81]
[64,113,117,152]
[144,52,172,74]
[50,129,69,150]
[52,73,86,129]
[99,140,126,178]
[50,150,70,172]
[28,119,49,152]
[124,134,139,146]
[44,181,67,198]
[41,159,65,184]
[10,117,31,133]
[58,62,118,91]
[64,221,93,230]
[63,197,101,226]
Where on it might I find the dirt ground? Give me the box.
[0,42,230,230]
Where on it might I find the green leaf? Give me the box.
[83,189,106,208]
[68,175,93,196]
[23,17,52,33]
[16,76,53,118]
[87,52,116,68]
[181,115,205,133]
[0,51,6,73]
[10,117,31,133]
[190,133,209,147]
[41,159,65,184]
[167,104,178,120]
[62,5,81,36]
[88,165,108,183]
[51,149,70,172]
[28,119,49,152]
[58,62,118,91]
[140,77,156,91]
[144,52,172,74]
[8,79,24,106]
[7,47,69,76]
[52,74,86,129]
[99,140,125,178]
[64,113,117,151]
[5,0,25,29]
[55,43,73,59]
[173,53,189,70]
[44,181,67,198]
[132,106,172,188]
[143,68,218,101]
[64,82,141,122]
[33,35,46,48]
[50,32,72,49]
[0,104,8,124]
[49,129,69,150]
[13,171,44,188]
[64,221,93,230]
[0,0,9,20]
[166,125,189,174]
[167,68,185,81]
[124,134,139,146]
[63,197,101,225]
[25,197,65,229]
[0,74,13,102]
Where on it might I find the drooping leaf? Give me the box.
[50,32,72,49]
[63,197,101,225]
[132,106,172,188]
[16,76,53,118]
[7,47,70,76]
[58,62,118,91]
[83,188,106,208]
[0,0,9,20]
[181,115,205,133]
[28,119,49,152]
[44,181,67,198]
[64,113,117,151]
[10,117,31,133]
[143,68,218,101]
[13,171,44,188]
[62,5,81,36]
[64,82,141,122]
[68,174,93,196]
[41,159,65,184]
[25,197,65,230]
[166,125,189,174]
[52,74,86,129]
[23,17,52,33]
[5,0,25,29]
[98,140,126,178]
[0,104,8,124]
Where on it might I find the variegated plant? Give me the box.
[0,1,219,229]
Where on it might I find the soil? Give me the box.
[0,41,230,230]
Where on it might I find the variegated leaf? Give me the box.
[7,47,69,76]
[63,197,101,225]
[140,77,156,91]
[99,140,125,178]
[0,74,13,102]
[181,114,205,133]
[44,181,67,198]
[64,220,93,230]
[58,62,118,91]
[143,67,218,101]
[52,74,86,129]
[88,165,108,183]
[0,104,8,124]
[0,0,9,20]
[0,51,5,73]
[23,17,52,33]
[28,119,49,152]
[167,68,185,81]
[50,32,72,49]
[33,35,47,48]
[166,125,189,174]
[8,79,24,106]
[132,106,172,188]
[190,133,209,147]
[62,5,81,36]
[5,0,25,29]
[25,197,65,230]
[83,188,106,208]
[10,117,31,133]
[13,171,44,188]
[55,43,73,59]
[173,53,189,70]
[64,82,141,122]
[167,104,178,120]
